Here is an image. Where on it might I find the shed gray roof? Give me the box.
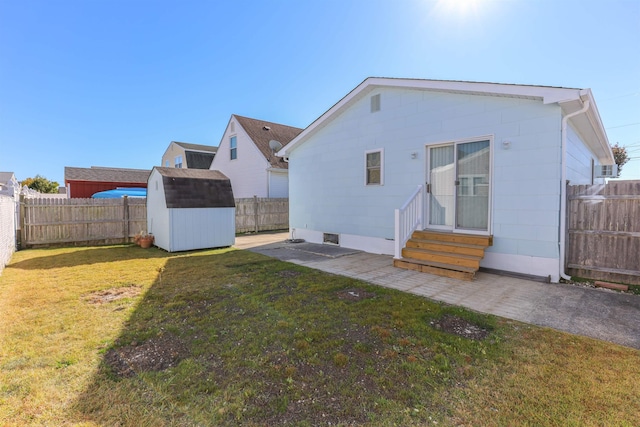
[153,167,235,209]
[233,115,303,169]
[65,166,151,183]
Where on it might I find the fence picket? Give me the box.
[567,181,640,285]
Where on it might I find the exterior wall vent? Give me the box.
[230,121,235,132]
[370,94,381,113]
[323,233,339,245]
[594,164,618,178]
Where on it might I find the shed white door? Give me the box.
[427,139,490,232]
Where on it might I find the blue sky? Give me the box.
[1,0,639,185]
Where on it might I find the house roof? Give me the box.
[279,77,614,163]
[65,166,151,183]
[172,141,218,153]
[152,167,235,209]
[0,172,16,184]
[233,115,303,169]
[185,151,215,169]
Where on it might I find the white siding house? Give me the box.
[147,168,235,252]
[279,78,616,283]
[210,115,303,198]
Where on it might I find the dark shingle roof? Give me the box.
[233,115,303,169]
[65,166,151,183]
[154,167,235,209]
[185,151,215,169]
[173,141,217,153]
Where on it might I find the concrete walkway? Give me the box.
[235,232,640,350]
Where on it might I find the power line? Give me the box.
[606,122,640,130]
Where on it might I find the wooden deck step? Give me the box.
[411,230,493,247]
[393,230,493,281]
[405,238,486,257]
[401,247,481,269]
[393,258,476,281]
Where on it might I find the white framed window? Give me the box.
[164,160,169,167]
[365,149,384,185]
[230,136,237,160]
[175,155,183,168]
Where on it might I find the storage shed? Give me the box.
[147,167,235,252]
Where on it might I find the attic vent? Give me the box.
[323,233,339,245]
[370,94,381,112]
[263,125,271,131]
[594,164,618,178]
[230,122,235,132]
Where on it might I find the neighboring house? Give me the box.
[147,167,235,252]
[210,115,303,198]
[65,166,151,198]
[0,172,20,198]
[279,77,616,283]
[161,141,218,169]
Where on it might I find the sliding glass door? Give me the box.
[427,139,490,232]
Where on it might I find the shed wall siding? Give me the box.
[211,118,269,198]
[289,87,563,267]
[168,207,235,252]
[146,171,171,251]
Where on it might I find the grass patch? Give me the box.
[0,245,638,426]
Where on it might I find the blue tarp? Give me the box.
[91,187,147,198]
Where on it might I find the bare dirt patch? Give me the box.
[431,314,490,341]
[84,285,142,304]
[104,334,189,378]
[336,288,376,302]
[277,270,302,278]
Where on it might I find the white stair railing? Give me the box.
[394,185,424,259]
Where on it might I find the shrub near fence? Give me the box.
[20,196,289,248]
[567,180,640,285]
[0,196,17,274]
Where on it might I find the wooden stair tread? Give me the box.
[412,230,493,246]
[402,247,482,261]
[407,238,486,250]
[395,257,477,273]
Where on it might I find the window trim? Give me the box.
[230,135,237,160]
[174,155,183,168]
[364,148,384,186]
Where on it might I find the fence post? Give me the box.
[123,195,129,242]
[253,195,259,233]
[18,194,25,250]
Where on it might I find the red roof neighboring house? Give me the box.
[64,166,151,198]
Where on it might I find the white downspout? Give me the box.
[559,99,590,281]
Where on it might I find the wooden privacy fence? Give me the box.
[20,196,147,248]
[20,196,289,248]
[235,197,289,233]
[567,180,640,285]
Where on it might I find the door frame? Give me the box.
[424,135,494,236]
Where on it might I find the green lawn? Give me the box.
[1,245,638,426]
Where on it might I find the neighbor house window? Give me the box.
[175,156,182,168]
[165,160,170,167]
[230,136,237,160]
[365,149,383,185]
